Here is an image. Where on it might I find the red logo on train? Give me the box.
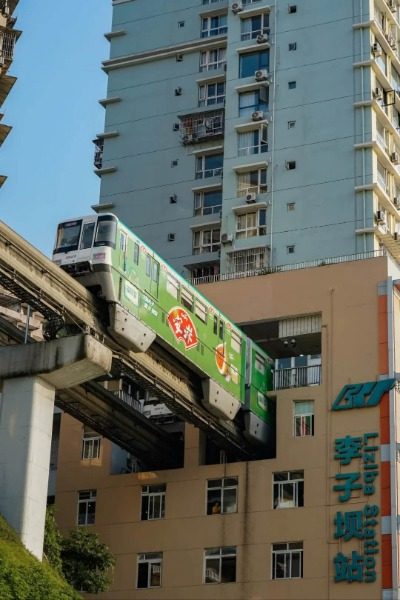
[167,307,198,350]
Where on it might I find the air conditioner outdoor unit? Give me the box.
[221,233,234,244]
[255,69,268,81]
[257,34,269,44]
[372,42,382,56]
[252,110,265,121]
[376,209,386,223]
[391,151,400,164]
[231,2,243,13]
[246,192,257,203]
[372,87,382,100]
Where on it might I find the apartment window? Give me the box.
[199,81,225,107]
[196,153,223,179]
[294,400,314,437]
[201,15,227,38]
[243,0,263,5]
[194,189,222,215]
[238,126,268,156]
[237,168,267,196]
[141,484,166,520]
[241,13,269,41]
[239,50,269,78]
[286,160,296,170]
[200,47,226,72]
[273,471,304,509]
[193,227,221,254]
[288,5,297,13]
[236,209,266,239]
[239,88,268,117]
[81,427,101,460]
[229,247,267,273]
[288,81,296,89]
[77,490,96,525]
[207,477,238,514]
[204,547,237,583]
[288,42,297,51]
[202,0,225,3]
[137,552,162,588]
[190,264,220,280]
[272,542,303,579]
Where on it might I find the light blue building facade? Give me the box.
[95,0,400,279]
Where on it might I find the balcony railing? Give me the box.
[180,109,224,145]
[0,28,16,62]
[274,365,322,390]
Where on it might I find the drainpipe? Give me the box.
[269,0,277,267]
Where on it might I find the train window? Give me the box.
[152,260,159,283]
[231,330,241,353]
[133,243,140,265]
[94,217,117,248]
[120,232,127,252]
[145,255,151,277]
[219,319,225,340]
[255,353,265,374]
[79,223,95,250]
[213,315,218,335]
[181,287,194,311]
[55,220,82,252]
[195,300,207,323]
[167,274,179,299]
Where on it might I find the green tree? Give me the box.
[61,528,115,593]
[43,507,63,575]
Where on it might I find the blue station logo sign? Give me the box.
[332,379,396,411]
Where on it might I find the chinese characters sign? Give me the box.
[167,307,198,350]
[332,432,379,584]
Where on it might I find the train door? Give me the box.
[78,220,96,261]
[144,254,159,298]
[119,231,127,272]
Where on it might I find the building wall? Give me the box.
[55,255,400,598]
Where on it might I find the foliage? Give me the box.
[43,507,63,575]
[0,514,81,600]
[61,528,115,593]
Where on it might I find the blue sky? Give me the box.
[1,0,112,256]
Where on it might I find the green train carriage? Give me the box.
[53,213,274,445]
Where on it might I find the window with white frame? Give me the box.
[377,160,391,195]
[201,15,227,38]
[239,49,269,78]
[204,547,237,583]
[272,542,303,579]
[141,484,166,520]
[207,477,238,514]
[273,471,304,509]
[238,126,268,156]
[199,81,225,107]
[237,168,267,196]
[236,209,266,239]
[293,400,314,437]
[228,247,267,273]
[202,0,225,4]
[137,552,162,588]
[241,13,269,41]
[239,88,268,117]
[77,489,96,525]
[243,0,263,4]
[194,189,222,215]
[193,227,221,254]
[200,47,226,72]
[81,427,101,460]
[196,153,223,178]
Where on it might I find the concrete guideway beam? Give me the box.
[0,335,112,559]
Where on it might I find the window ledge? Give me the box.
[98,96,122,107]
[232,201,269,214]
[94,166,117,176]
[104,30,126,41]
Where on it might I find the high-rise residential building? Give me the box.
[94,0,400,280]
[0,0,20,188]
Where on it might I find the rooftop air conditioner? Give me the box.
[255,69,268,81]
[376,209,386,223]
[221,233,234,244]
[252,110,265,121]
[246,192,257,203]
[391,151,400,164]
[257,34,269,44]
[372,42,382,56]
[231,2,243,13]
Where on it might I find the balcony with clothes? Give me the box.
[93,136,104,170]
[179,109,224,145]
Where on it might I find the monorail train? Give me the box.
[52,213,274,445]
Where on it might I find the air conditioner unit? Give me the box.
[255,69,268,81]
[372,87,383,100]
[372,42,382,56]
[376,209,386,223]
[252,110,265,121]
[391,151,400,164]
[257,34,269,44]
[246,192,257,203]
[231,2,243,13]
[221,233,234,244]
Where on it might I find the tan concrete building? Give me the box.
[55,254,400,599]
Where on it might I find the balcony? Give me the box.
[93,137,104,170]
[0,27,18,64]
[274,364,322,390]
[180,109,224,145]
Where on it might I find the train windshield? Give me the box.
[94,216,117,248]
[54,220,82,253]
